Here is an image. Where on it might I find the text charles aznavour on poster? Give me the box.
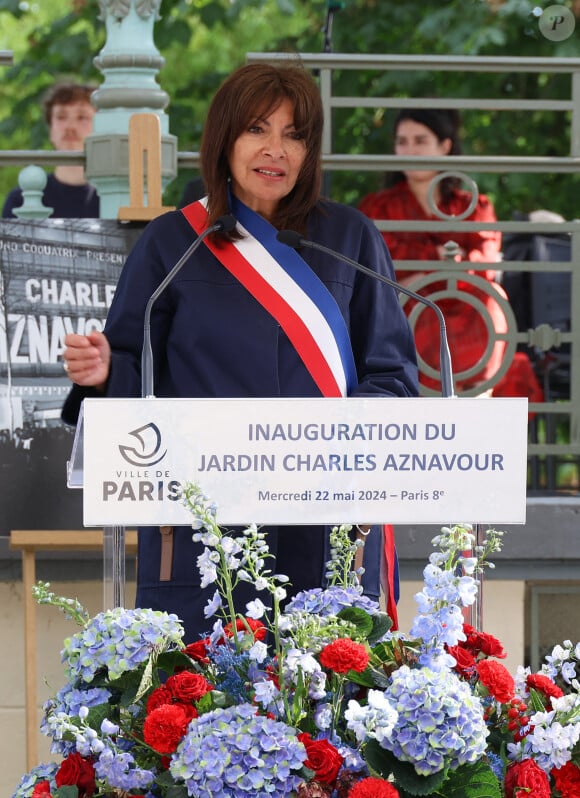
[0,240,121,367]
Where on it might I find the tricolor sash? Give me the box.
[181,195,357,398]
[181,195,398,629]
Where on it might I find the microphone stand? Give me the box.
[438,243,485,632]
[275,232,496,633]
[102,216,236,611]
[141,215,236,398]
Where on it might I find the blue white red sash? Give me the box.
[181,195,357,398]
[181,195,399,629]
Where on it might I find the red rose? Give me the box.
[31,781,52,798]
[180,703,199,722]
[447,644,477,676]
[143,703,190,754]
[166,670,213,702]
[463,624,507,658]
[504,759,550,798]
[319,639,369,674]
[183,638,211,663]
[55,753,96,798]
[476,659,515,703]
[526,673,564,701]
[348,777,400,798]
[146,685,172,713]
[297,733,344,785]
[552,760,580,795]
[223,617,267,641]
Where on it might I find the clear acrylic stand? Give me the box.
[67,404,127,609]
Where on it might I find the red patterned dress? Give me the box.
[358,181,542,403]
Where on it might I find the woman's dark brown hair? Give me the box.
[388,108,463,200]
[200,61,324,239]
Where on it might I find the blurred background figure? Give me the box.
[358,107,542,404]
[2,80,99,218]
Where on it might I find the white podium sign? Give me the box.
[75,396,528,526]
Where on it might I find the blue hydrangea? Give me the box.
[285,585,380,616]
[170,703,306,797]
[61,606,184,682]
[94,746,157,792]
[11,763,58,798]
[381,665,488,776]
[47,682,111,718]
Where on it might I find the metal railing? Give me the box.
[1,51,580,491]
[245,52,580,492]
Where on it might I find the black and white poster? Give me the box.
[0,218,143,537]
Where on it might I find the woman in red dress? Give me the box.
[358,108,541,401]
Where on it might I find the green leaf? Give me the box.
[135,653,156,702]
[346,666,378,688]
[434,760,502,798]
[156,770,178,788]
[53,787,78,798]
[338,606,374,637]
[156,771,190,798]
[164,785,190,798]
[368,611,392,645]
[363,748,499,797]
[196,690,215,714]
[158,649,200,674]
[364,741,447,795]
[528,687,548,713]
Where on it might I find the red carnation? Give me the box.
[297,733,344,785]
[166,670,214,702]
[447,644,477,676]
[223,617,267,641]
[463,624,507,658]
[526,673,564,701]
[183,638,211,663]
[31,781,52,798]
[476,658,515,703]
[552,760,580,795]
[319,638,369,674]
[146,685,172,713]
[348,777,400,797]
[504,759,550,798]
[55,753,96,798]
[143,703,190,754]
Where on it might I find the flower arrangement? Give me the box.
[11,481,580,798]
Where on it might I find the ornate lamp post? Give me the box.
[86,0,177,218]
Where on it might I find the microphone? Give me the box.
[276,229,455,398]
[141,214,237,398]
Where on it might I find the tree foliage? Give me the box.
[0,0,579,216]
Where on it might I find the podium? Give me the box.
[68,395,528,611]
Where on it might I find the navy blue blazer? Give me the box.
[62,198,418,642]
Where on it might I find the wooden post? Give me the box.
[118,113,175,221]
[9,530,137,768]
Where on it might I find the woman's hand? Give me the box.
[63,331,111,391]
